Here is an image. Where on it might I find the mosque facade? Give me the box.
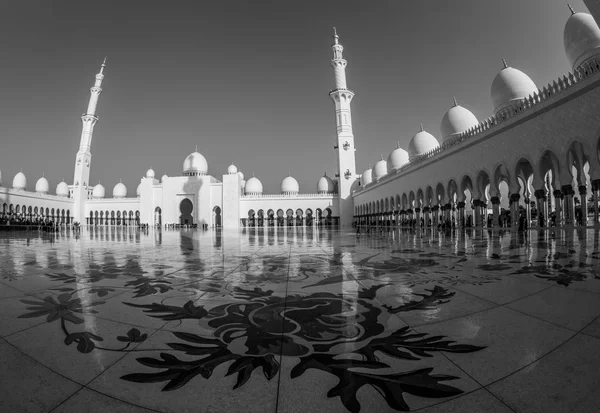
[3,3,600,230]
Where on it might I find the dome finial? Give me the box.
[568,3,575,14]
[195,145,198,152]
[453,96,458,107]
[419,123,424,132]
[502,58,508,69]
[333,27,339,44]
[397,141,400,148]
[380,154,384,160]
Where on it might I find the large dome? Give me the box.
[56,181,69,197]
[373,158,388,180]
[12,172,26,190]
[317,174,334,194]
[407,127,440,162]
[281,176,299,194]
[112,182,127,198]
[35,177,49,194]
[491,64,537,114]
[227,164,238,174]
[183,151,208,176]
[92,183,105,199]
[564,11,600,70]
[244,177,263,195]
[362,168,373,186]
[387,143,409,172]
[161,174,168,183]
[440,99,479,141]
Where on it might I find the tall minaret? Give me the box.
[329,28,357,226]
[72,58,106,223]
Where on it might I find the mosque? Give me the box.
[3,4,600,230]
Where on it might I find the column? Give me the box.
[562,185,574,226]
[534,189,547,228]
[553,190,563,227]
[473,200,481,227]
[578,185,588,226]
[525,197,532,229]
[593,180,600,224]
[509,194,520,228]
[456,202,465,228]
[491,197,500,228]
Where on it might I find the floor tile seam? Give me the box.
[1,318,53,339]
[504,272,600,294]
[576,312,600,335]
[448,281,556,310]
[501,301,595,334]
[48,385,165,413]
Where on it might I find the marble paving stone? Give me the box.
[0,339,82,413]
[451,275,551,305]
[506,286,600,331]
[88,329,280,413]
[581,316,600,339]
[412,389,513,413]
[5,314,158,385]
[0,295,48,337]
[51,388,156,413]
[487,334,600,413]
[0,280,29,298]
[416,306,575,385]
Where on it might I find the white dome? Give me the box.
[161,174,168,183]
[245,177,263,195]
[35,177,49,194]
[12,172,26,190]
[56,181,69,197]
[564,12,600,70]
[92,183,105,198]
[183,151,208,175]
[373,158,388,180]
[387,144,409,172]
[491,65,537,114]
[227,164,238,174]
[112,182,127,198]
[281,176,299,194]
[240,179,246,189]
[407,127,440,161]
[440,100,479,141]
[237,171,244,181]
[362,168,373,186]
[146,169,155,179]
[136,183,141,197]
[317,174,335,194]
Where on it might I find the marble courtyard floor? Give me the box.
[1,226,600,413]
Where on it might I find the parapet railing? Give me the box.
[241,193,337,199]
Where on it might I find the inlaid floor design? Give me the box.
[1,226,600,412]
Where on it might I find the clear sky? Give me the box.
[0,0,588,195]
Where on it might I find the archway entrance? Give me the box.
[213,206,221,227]
[154,207,162,227]
[179,199,193,225]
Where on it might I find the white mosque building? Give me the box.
[3,4,600,230]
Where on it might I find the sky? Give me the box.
[0,0,588,195]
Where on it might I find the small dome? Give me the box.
[245,177,263,195]
[440,99,479,141]
[92,183,105,198]
[373,158,388,180]
[227,164,238,174]
[112,182,127,198]
[407,126,440,162]
[564,11,600,70]
[281,176,299,194]
[161,174,168,183]
[12,172,26,190]
[183,151,208,175]
[237,171,244,181]
[240,179,246,189]
[387,144,409,172]
[136,183,141,197]
[317,174,334,194]
[146,169,155,179]
[56,181,69,197]
[362,168,373,186]
[491,64,537,114]
[35,177,49,194]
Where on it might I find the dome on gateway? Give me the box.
[182,151,208,175]
[12,172,26,190]
[146,168,155,179]
[92,183,105,198]
[227,164,238,174]
[281,176,299,194]
[362,167,373,186]
[407,126,440,162]
[564,10,600,70]
[490,62,538,114]
[373,157,388,180]
[244,177,263,195]
[440,98,479,141]
[136,183,141,197]
[56,181,69,197]
[35,177,49,194]
[317,173,335,194]
[112,182,127,198]
[387,143,409,172]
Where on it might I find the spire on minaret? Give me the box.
[502,58,508,69]
[396,141,400,148]
[453,96,458,107]
[420,123,424,132]
[568,3,575,14]
[100,57,107,74]
[333,27,339,44]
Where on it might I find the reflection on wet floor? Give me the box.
[1,226,599,413]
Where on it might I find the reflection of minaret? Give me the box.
[329,28,357,226]
[72,58,106,224]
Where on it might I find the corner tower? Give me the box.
[72,58,106,223]
[329,28,357,226]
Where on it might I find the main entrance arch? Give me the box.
[179,199,193,225]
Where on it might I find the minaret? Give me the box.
[72,58,106,224]
[329,28,357,226]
